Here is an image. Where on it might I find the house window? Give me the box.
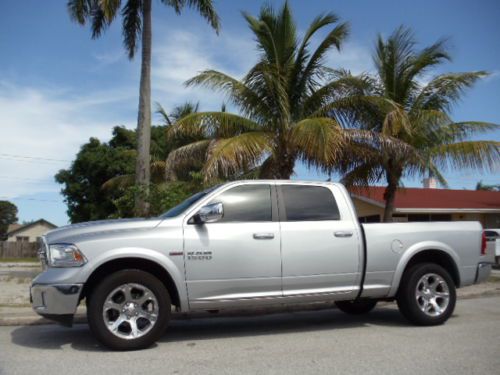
[16,236,29,242]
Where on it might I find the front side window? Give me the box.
[209,184,272,222]
[160,185,220,218]
[280,185,340,221]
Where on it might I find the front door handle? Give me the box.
[253,233,275,240]
[334,231,353,238]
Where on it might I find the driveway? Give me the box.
[1,296,499,375]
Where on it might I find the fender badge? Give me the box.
[169,251,183,256]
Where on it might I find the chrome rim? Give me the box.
[103,283,159,340]
[415,273,450,317]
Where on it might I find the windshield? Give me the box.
[159,185,220,219]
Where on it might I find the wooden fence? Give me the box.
[0,241,38,259]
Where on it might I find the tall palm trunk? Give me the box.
[134,0,152,216]
[382,163,401,222]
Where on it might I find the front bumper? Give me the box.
[30,284,83,326]
[474,262,492,284]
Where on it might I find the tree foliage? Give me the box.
[0,201,18,240]
[336,26,499,221]
[55,126,181,222]
[166,2,403,181]
[67,0,220,216]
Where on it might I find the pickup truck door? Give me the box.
[183,183,282,309]
[278,184,362,301]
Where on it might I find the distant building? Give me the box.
[5,219,57,243]
[351,185,500,227]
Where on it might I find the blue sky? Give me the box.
[0,0,499,226]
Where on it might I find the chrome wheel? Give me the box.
[415,273,450,317]
[102,283,159,340]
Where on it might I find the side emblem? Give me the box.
[187,251,213,260]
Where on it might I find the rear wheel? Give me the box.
[397,263,456,326]
[335,299,377,315]
[87,269,171,350]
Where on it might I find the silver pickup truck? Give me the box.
[31,180,492,350]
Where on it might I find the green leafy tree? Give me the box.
[56,125,173,222]
[67,0,220,216]
[338,27,499,221]
[165,2,400,181]
[0,201,18,240]
[56,128,136,222]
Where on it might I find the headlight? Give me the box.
[48,243,87,267]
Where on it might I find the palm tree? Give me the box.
[67,0,219,216]
[338,27,499,221]
[165,2,405,181]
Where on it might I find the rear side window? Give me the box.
[210,184,272,222]
[280,185,340,221]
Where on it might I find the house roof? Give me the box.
[7,223,22,233]
[6,219,57,237]
[351,186,500,213]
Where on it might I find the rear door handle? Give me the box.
[334,231,353,238]
[253,233,275,240]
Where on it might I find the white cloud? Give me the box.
[0,81,136,198]
[151,29,256,111]
[93,50,125,67]
[324,41,374,75]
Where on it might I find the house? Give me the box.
[351,184,500,227]
[5,219,57,243]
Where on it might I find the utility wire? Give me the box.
[0,196,60,203]
[0,153,71,162]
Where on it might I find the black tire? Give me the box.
[397,263,456,326]
[87,269,171,350]
[335,299,377,315]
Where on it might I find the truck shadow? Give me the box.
[10,306,411,352]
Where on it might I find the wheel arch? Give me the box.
[81,257,183,310]
[389,243,461,297]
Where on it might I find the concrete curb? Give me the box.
[1,290,499,327]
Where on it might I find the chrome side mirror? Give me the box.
[196,202,223,223]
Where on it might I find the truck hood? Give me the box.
[44,218,163,244]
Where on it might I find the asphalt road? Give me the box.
[1,296,499,375]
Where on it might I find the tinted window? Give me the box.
[160,185,220,218]
[210,185,272,222]
[281,185,340,221]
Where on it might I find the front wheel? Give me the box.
[87,269,171,350]
[335,299,377,315]
[397,263,456,326]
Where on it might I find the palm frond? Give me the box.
[165,139,212,180]
[439,121,499,141]
[297,22,349,97]
[203,132,271,180]
[90,4,110,39]
[171,112,261,139]
[161,0,220,31]
[291,117,344,170]
[341,163,385,187]
[186,0,220,32]
[121,0,142,58]
[102,174,134,191]
[431,140,500,171]
[99,0,121,21]
[155,102,172,126]
[186,70,271,119]
[67,0,93,24]
[412,71,488,112]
